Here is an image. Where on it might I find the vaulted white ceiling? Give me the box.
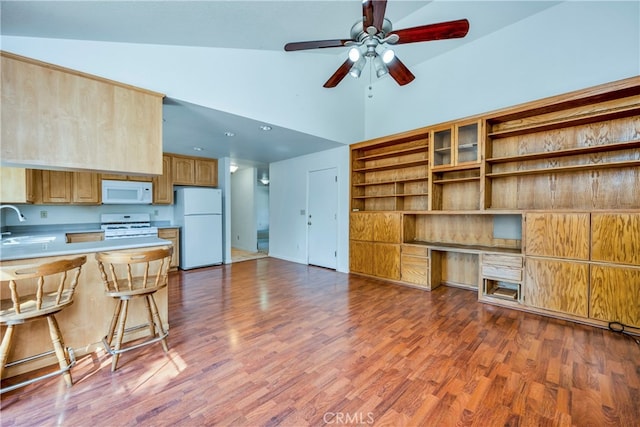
[1,1,560,172]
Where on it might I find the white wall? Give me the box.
[256,184,269,232]
[365,1,640,139]
[230,167,258,252]
[269,145,350,273]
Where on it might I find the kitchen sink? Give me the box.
[1,235,57,245]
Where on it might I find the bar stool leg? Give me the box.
[112,299,129,371]
[0,325,16,382]
[47,315,72,387]
[105,299,123,347]
[148,294,169,353]
[143,296,156,338]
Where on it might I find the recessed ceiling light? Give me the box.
[259,125,272,131]
[193,146,203,151]
[224,131,235,137]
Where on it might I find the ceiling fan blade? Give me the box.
[362,0,374,28]
[285,39,352,51]
[363,0,387,31]
[386,56,415,86]
[323,59,353,88]
[389,19,470,44]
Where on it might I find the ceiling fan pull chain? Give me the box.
[368,60,374,98]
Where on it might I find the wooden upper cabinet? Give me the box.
[524,213,590,260]
[153,155,173,205]
[172,156,195,185]
[171,154,217,187]
[0,167,35,203]
[1,52,164,175]
[41,171,72,203]
[41,170,100,204]
[195,159,218,187]
[430,119,481,170]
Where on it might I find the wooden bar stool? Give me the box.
[95,247,172,371]
[0,256,87,394]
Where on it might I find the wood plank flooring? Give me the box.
[1,258,639,426]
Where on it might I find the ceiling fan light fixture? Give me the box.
[348,47,361,62]
[373,55,388,78]
[349,56,366,78]
[381,48,395,64]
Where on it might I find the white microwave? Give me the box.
[101,180,153,204]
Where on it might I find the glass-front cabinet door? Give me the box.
[455,122,480,165]
[431,127,453,168]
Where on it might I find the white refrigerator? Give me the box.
[174,187,223,269]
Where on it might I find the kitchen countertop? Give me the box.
[0,231,172,261]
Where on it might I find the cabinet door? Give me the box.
[590,265,640,328]
[41,170,72,203]
[0,167,35,203]
[350,240,373,275]
[372,212,402,243]
[158,228,180,268]
[194,159,217,187]
[153,154,173,204]
[431,127,453,168]
[72,172,100,204]
[525,213,590,260]
[592,213,640,265]
[523,257,589,317]
[374,243,401,280]
[350,212,373,241]
[172,156,195,185]
[455,121,480,165]
[401,253,429,287]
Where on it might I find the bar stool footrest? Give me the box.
[102,327,169,356]
[1,347,76,394]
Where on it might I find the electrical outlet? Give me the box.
[154,209,159,216]
[40,210,48,219]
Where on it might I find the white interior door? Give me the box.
[308,167,337,269]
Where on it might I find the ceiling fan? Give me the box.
[284,0,469,88]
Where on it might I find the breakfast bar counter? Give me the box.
[0,236,173,378]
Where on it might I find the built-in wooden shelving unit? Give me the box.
[350,75,640,332]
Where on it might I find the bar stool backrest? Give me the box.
[0,256,87,324]
[95,248,172,296]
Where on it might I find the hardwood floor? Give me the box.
[2,258,639,426]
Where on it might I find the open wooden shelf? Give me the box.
[487,139,640,163]
[352,159,428,173]
[487,103,640,139]
[430,163,480,173]
[352,176,428,187]
[404,241,522,255]
[486,159,640,178]
[432,176,480,184]
[353,192,428,200]
[354,145,427,162]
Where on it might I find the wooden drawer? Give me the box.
[482,253,522,268]
[401,255,429,286]
[402,244,429,257]
[65,232,104,243]
[481,264,522,282]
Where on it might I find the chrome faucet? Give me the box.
[0,205,26,222]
